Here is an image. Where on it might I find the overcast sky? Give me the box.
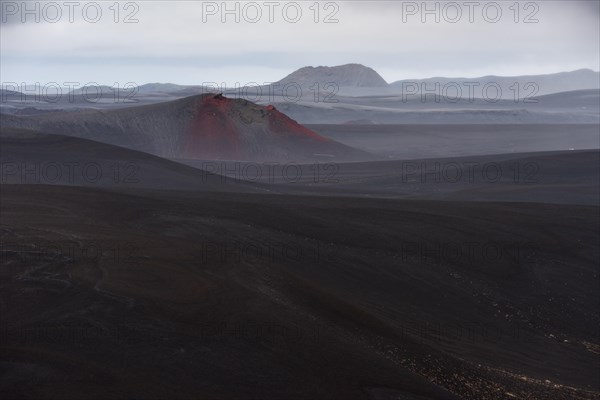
[1,1,599,86]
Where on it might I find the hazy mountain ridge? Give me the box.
[275,63,389,88]
[1,66,598,124]
[390,69,600,98]
[271,89,600,124]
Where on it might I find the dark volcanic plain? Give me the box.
[1,185,599,400]
[1,94,599,399]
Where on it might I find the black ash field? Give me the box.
[1,72,599,399]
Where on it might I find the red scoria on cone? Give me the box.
[181,94,360,161]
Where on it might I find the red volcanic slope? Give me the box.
[182,94,332,160]
[183,94,242,159]
[265,105,328,143]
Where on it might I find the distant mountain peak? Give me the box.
[277,64,388,87]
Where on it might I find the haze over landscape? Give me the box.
[1,1,599,399]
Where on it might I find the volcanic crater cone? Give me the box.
[182,93,361,161]
[1,93,369,162]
